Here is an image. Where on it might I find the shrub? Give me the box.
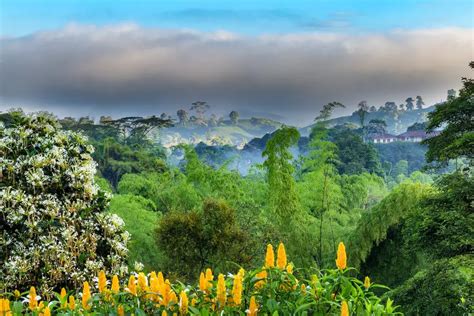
[0,114,129,294]
[0,242,401,315]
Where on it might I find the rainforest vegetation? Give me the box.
[0,64,472,315]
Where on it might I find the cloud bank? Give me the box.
[0,24,472,125]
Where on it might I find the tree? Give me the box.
[262,127,301,223]
[415,96,425,109]
[190,101,210,119]
[156,199,252,279]
[367,119,387,135]
[423,62,474,167]
[356,101,369,127]
[229,110,240,125]
[177,109,189,126]
[0,113,129,293]
[315,102,345,121]
[405,98,415,111]
[447,89,456,100]
[384,102,398,113]
[369,106,377,112]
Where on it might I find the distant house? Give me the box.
[367,130,440,144]
[369,133,398,144]
[397,130,441,142]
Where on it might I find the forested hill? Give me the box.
[301,104,436,136]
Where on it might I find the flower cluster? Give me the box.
[0,242,400,315]
[0,113,129,294]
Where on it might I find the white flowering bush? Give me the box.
[0,113,129,294]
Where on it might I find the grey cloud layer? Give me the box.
[0,24,472,125]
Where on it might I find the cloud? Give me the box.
[0,24,472,125]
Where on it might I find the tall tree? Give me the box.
[423,62,474,167]
[405,98,415,111]
[190,101,210,119]
[416,96,425,109]
[316,101,345,121]
[262,126,301,224]
[177,109,189,126]
[229,110,240,125]
[356,100,369,127]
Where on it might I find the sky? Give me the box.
[0,0,473,125]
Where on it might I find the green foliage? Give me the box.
[109,194,162,271]
[423,62,474,166]
[329,127,383,175]
[375,142,427,175]
[407,171,474,259]
[156,199,254,280]
[348,182,433,269]
[263,126,301,223]
[389,255,474,315]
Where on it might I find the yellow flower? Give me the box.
[0,298,11,315]
[179,291,188,315]
[127,275,137,296]
[150,272,161,301]
[191,298,197,306]
[341,300,349,316]
[82,281,91,310]
[265,244,275,268]
[205,268,214,282]
[286,263,294,274]
[138,272,149,292]
[247,296,258,316]
[68,295,76,310]
[217,274,226,307]
[199,272,207,291]
[14,290,20,299]
[276,243,287,269]
[364,276,371,289]
[169,290,178,305]
[60,288,67,308]
[117,305,125,316]
[43,306,51,316]
[232,271,243,306]
[162,311,167,316]
[335,242,347,270]
[98,270,107,293]
[111,275,120,293]
[29,287,38,310]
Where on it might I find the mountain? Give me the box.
[300,105,437,136]
[158,117,283,148]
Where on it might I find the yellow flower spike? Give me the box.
[158,272,165,286]
[276,243,287,269]
[150,272,160,301]
[162,311,167,316]
[111,275,120,293]
[98,270,107,293]
[238,268,245,278]
[191,298,197,306]
[336,242,347,270]
[1,298,11,315]
[265,244,275,268]
[199,272,207,291]
[28,287,39,310]
[247,296,258,316]
[179,291,189,315]
[217,274,226,307]
[169,290,178,305]
[68,296,76,310]
[127,275,137,296]
[138,272,149,292]
[14,290,20,299]
[82,281,91,310]
[364,276,371,289]
[205,268,214,283]
[117,305,125,316]
[286,263,294,274]
[43,306,51,316]
[341,300,349,316]
[60,288,67,308]
[232,272,243,306]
